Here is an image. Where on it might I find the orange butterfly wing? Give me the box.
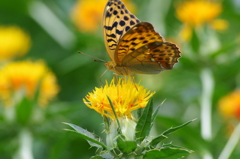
[103,0,140,64]
[116,22,181,74]
[103,0,181,75]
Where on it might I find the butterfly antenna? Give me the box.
[78,51,106,63]
[98,69,108,85]
[130,75,138,91]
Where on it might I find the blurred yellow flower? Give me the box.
[176,0,222,27]
[176,0,228,41]
[71,0,136,32]
[219,90,240,120]
[83,78,155,120]
[0,60,59,107]
[0,26,31,61]
[210,19,229,31]
[179,25,193,42]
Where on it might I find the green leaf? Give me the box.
[191,28,200,53]
[33,77,43,104]
[210,39,238,59]
[16,97,34,125]
[162,143,190,149]
[161,119,195,136]
[148,135,168,148]
[149,119,195,147]
[63,122,107,150]
[151,100,164,128]
[143,145,193,159]
[156,116,206,152]
[135,98,153,143]
[117,137,137,154]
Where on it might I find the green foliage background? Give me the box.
[0,0,240,158]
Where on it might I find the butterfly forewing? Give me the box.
[103,0,140,62]
[115,22,164,64]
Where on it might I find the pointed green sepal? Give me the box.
[117,137,137,154]
[135,98,153,143]
[103,116,110,132]
[63,122,107,150]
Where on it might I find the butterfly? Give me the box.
[103,0,181,75]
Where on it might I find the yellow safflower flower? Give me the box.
[176,0,222,27]
[219,90,240,120]
[176,0,228,41]
[71,0,136,32]
[0,26,31,61]
[83,78,155,120]
[0,60,59,107]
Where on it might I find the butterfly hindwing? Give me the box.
[103,0,140,62]
[121,41,181,74]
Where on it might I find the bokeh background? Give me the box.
[0,0,240,158]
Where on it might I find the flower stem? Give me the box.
[218,122,240,159]
[200,68,214,159]
[200,68,214,141]
[14,128,33,159]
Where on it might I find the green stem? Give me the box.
[147,0,171,35]
[218,122,240,159]
[200,68,214,159]
[200,68,214,140]
[28,1,76,50]
[14,128,33,159]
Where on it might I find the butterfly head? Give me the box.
[105,61,132,76]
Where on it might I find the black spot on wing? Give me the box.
[104,21,118,31]
[104,26,112,30]
[106,33,116,38]
[109,44,117,50]
[125,26,130,32]
[113,10,118,15]
[106,11,111,17]
[119,20,126,26]
[131,37,137,41]
[130,20,135,25]
[124,16,129,21]
[107,39,117,43]
[116,29,123,35]
[130,14,135,18]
